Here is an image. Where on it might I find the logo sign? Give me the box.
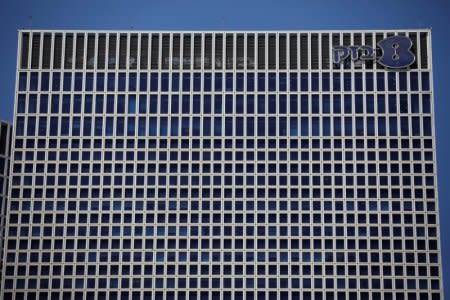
[332,36,415,69]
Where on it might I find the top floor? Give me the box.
[15,29,432,72]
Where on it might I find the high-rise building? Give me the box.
[2,30,443,299]
[0,120,12,292]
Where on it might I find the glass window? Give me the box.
[161,95,169,114]
[214,117,222,136]
[150,95,158,114]
[182,73,190,92]
[378,117,386,136]
[423,117,432,136]
[28,95,37,113]
[301,73,308,91]
[50,117,58,136]
[30,72,38,91]
[203,117,211,136]
[290,95,297,113]
[149,117,157,136]
[74,72,83,91]
[247,116,254,136]
[388,72,396,91]
[355,95,363,113]
[344,117,352,136]
[84,95,92,114]
[301,117,308,136]
[147,73,157,92]
[290,73,298,91]
[117,95,125,113]
[322,95,330,114]
[279,95,287,114]
[399,72,407,91]
[344,95,352,114]
[268,117,276,136]
[204,73,212,91]
[247,73,255,91]
[96,73,104,91]
[128,73,137,91]
[107,73,115,91]
[333,73,340,91]
[422,95,431,113]
[19,72,27,91]
[258,117,265,136]
[411,95,420,113]
[138,73,147,92]
[410,72,419,91]
[236,95,244,114]
[39,95,48,113]
[182,95,190,114]
[115,117,123,136]
[279,117,287,136]
[311,73,319,91]
[355,117,364,136]
[160,117,168,136]
[182,117,189,135]
[226,73,233,91]
[106,117,114,136]
[118,73,126,91]
[27,116,36,136]
[52,73,61,91]
[95,95,104,114]
[106,95,115,114]
[193,73,201,91]
[128,96,136,114]
[258,73,265,91]
[139,95,147,113]
[377,95,385,114]
[377,72,385,91]
[95,117,103,136]
[258,95,265,114]
[225,117,233,136]
[268,95,276,114]
[322,73,329,91]
[171,117,179,136]
[247,95,254,114]
[268,73,276,91]
[388,95,397,113]
[323,117,330,136]
[333,117,341,136]
[290,117,298,136]
[312,117,320,136]
[81,73,92,92]
[277,73,287,91]
[215,73,222,91]
[366,72,373,91]
[41,72,50,91]
[343,73,351,91]
[171,95,179,114]
[138,117,146,136]
[389,117,398,136]
[204,95,211,114]
[62,95,71,113]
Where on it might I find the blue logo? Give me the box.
[332,35,415,69]
[377,36,415,69]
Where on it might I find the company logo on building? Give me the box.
[333,35,416,69]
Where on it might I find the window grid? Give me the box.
[2,30,442,300]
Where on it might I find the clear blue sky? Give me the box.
[0,0,449,296]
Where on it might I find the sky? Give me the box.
[0,0,449,296]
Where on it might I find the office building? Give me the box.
[0,120,12,292]
[1,30,443,299]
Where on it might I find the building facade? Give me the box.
[1,30,443,299]
[0,120,12,292]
